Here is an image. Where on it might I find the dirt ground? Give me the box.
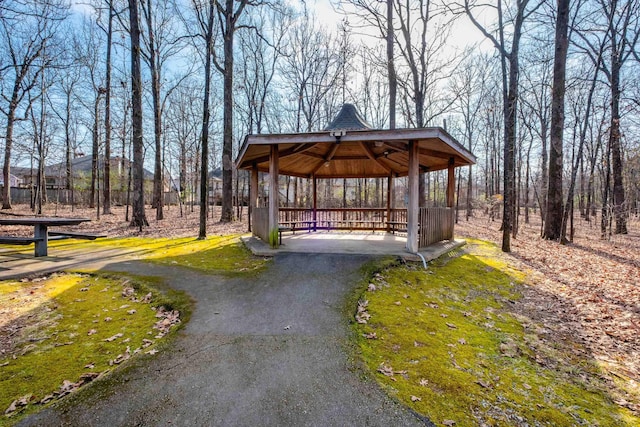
[2,203,639,412]
[0,204,248,239]
[456,211,640,413]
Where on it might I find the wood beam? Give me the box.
[250,164,258,234]
[360,141,393,174]
[447,157,455,208]
[406,140,419,253]
[381,140,454,160]
[419,147,455,160]
[240,143,318,167]
[269,145,279,248]
[310,143,340,175]
[312,175,317,230]
[386,175,392,232]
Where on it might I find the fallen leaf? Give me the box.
[377,363,395,377]
[446,323,457,329]
[103,333,123,342]
[475,380,491,389]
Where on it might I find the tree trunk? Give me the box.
[198,0,215,239]
[103,1,113,215]
[145,0,164,221]
[90,95,100,209]
[129,0,148,229]
[609,44,627,234]
[220,0,246,223]
[543,0,569,241]
[2,92,18,209]
[386,0,396,130]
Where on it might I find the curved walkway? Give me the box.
[20,253,427,426]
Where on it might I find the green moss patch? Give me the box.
[0,272,188,425]
[52,234,269,275]
[354,240,638,426]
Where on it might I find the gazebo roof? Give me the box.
[236,126,476,179]
[237,103,475,178]
[325,103,373,131]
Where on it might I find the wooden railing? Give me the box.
[263,207,454,248]
[279,208,406,232]
[253,207,270,242]
[419,207,453,248]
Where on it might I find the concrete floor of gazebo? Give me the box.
[241,232,465,263]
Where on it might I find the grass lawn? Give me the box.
[353,240,639,426]
[53,234,269,275]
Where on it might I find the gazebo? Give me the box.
[235,104,476,253]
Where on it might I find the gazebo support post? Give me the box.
[447,157,455,207]
[269,145,279,248]
[447,157,455,241]
[386,175,392,232]
[312,175,317,231]
[250,164,258,234]
[407,140,419,253]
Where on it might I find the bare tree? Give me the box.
[452,0,543,252]
[0,0,67,209]
[140,0,186,220]
[543,0,571,241]
[103,1,114,215]
[451,51,490,221]
[214,0,265,223]
[128,0,148,228]
[337,0,397,128]
[280,10,342,132]
[599,0,639,234]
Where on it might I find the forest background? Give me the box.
[0,0,639,247]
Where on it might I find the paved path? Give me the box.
[20,253,427,426]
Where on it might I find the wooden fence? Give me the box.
[3,187,177,206]
[252,207,270,243]
[419,207,454,248]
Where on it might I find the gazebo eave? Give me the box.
[236,126,476,176]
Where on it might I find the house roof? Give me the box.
[45,156,154,180]
[236,127,476,179]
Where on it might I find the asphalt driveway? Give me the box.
[19,253,426,426]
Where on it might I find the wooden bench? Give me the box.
[277,226,292,244]
[279,220,317,233]
[0,216,92,257]
[387,221,408,234]
[48,230,107,240]
[324,220,383,233]
[0,236,44,245]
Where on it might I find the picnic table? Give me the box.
[0,217,94,257]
